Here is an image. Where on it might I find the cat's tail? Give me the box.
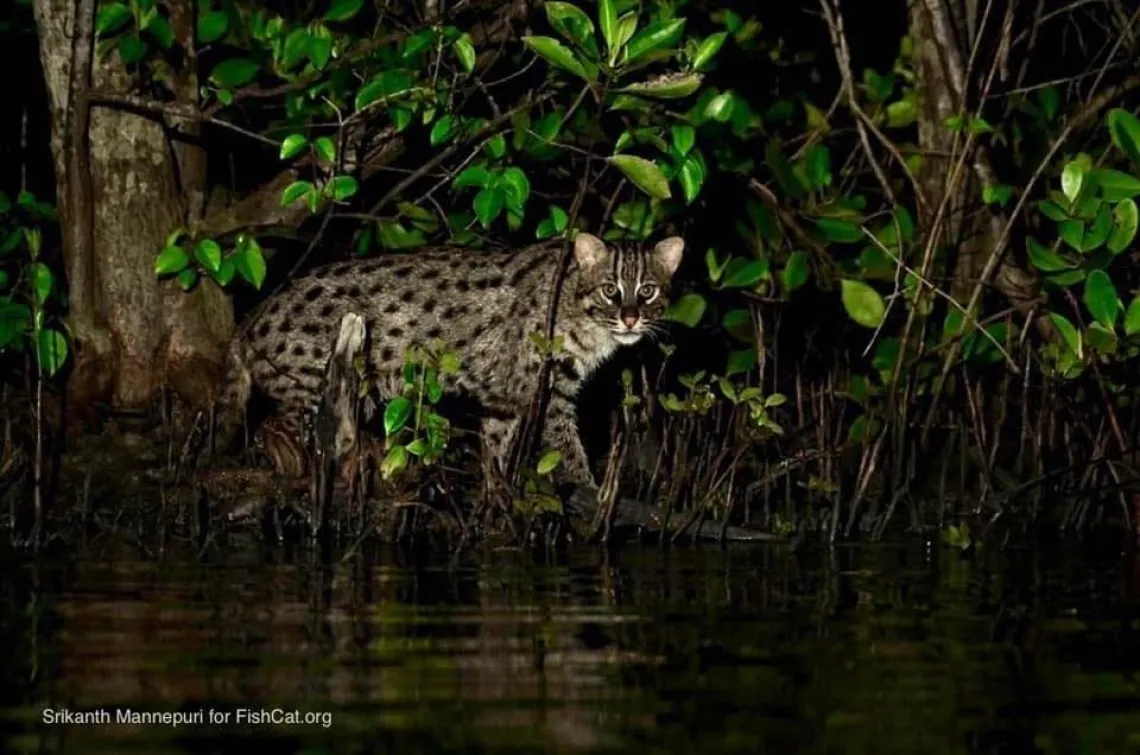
[209,336,255,454]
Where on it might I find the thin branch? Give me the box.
[87,91,280,147]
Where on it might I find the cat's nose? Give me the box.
[620,307,640,329]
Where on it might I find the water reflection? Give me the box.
[2,536,1140,753]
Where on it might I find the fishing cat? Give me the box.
[215,232,685,490]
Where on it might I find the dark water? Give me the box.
[3,535,1140,754]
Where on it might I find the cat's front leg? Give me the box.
[543,390,596,489]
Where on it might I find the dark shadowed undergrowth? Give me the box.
[3,0,1140,551]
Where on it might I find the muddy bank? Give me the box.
[0,420,784,554]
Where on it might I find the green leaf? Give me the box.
[840,279,887,329]
[1058,219,1084,251]
[692,31,727,70]
[28,262,52,304]
[155,245,189,276]
[313,136,336,163]
[613,201,653,234]
[403,29,436,60]
[1061,160,1085,203]
[725,347,757,376]
[279,133,308,160]
[308,30,332,70]
[326,175,358,201]
[95,3,132,36]
[118,34,148,65]
[280,180,314,207]
[523,36,590,80]
[430,115,454,146]
[619,72,703,99]
[1038,87,1059,121]
[885,98,916,128]
[35,329,68,377]
[500,167,531,208]
[1025,237,1072,272]
[625,18,685,62]
[384,396,413,436]
[967,116,993,135]
[279,28,310,70]
[453,165,491,189]
[536,448,562,476]
[1049,312,1082,358]
[545,2,596,49]
[1108,108,1140,164]
[678,156,703,204]
[483,133,507,158]
[144,15,174,49]
[815,217,862,243]
[598,0,618,55]
[210,58,260,88]
[663,293,706,327]
[453,34,476,73]
[176,267,198,291]
[1108,199,1139,254]
[377,220,426,249]
[537,204,570,239]
[390,106,413,132]
[722,260,767,289]
[782,251,809,293]
[1125,297,1140,336]
[704,92,734,122]
[194,239,222,274]
[609,154,671,199]
[234,238,267,289]
[536,219,557,239]
[324,0,363,22]
[613,13,638,61]
[1039,200,1068,222]
[1045,269,1085,287]
[805,144,832,189]
[216,257,236,286]
[672,124,695,155]
[197,11,229,43]
[982,184,1014,207]
[380,445,408,479]
[1081,204,1113,252]
[549,205,569,232]
[168,229,191,250]
[1084,269,1119,330]
[440,351,461,375]
[474,187,505,227]
[354,70,413,111]
[1093,169,1140,202]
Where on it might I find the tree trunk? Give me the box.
[32,0,232,421]
[31,0,535,426]
[909,0,1041,313]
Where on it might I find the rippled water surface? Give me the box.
[3,535,1140,754]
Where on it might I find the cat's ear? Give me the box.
[653,236,685,276]
[573,233,610,269]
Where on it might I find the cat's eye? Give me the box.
[638,284,658,300]
[601,283,619,299]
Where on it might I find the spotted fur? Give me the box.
[215,233,685,487]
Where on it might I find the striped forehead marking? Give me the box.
[609,245,646,293]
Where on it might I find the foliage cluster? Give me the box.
[7,0,1140,538]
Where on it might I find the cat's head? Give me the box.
[573,233,684,346]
